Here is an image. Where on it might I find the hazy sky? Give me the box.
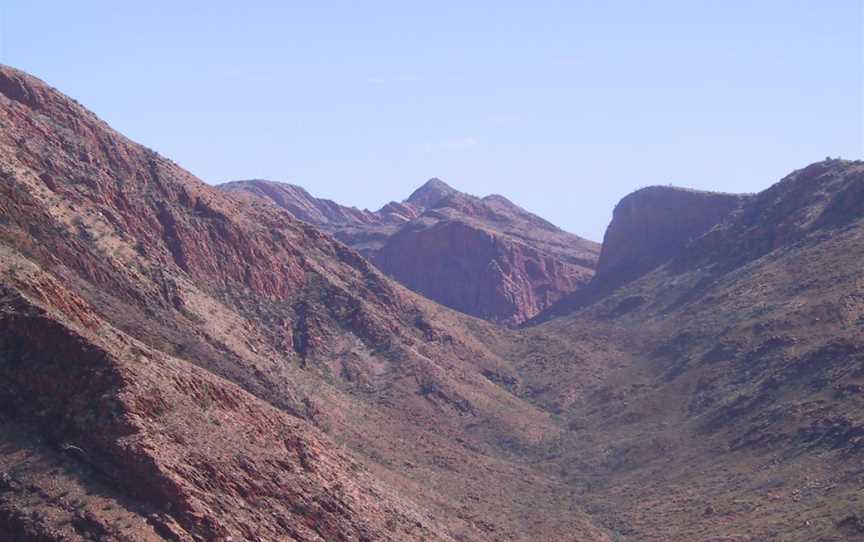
[2,1,861,240]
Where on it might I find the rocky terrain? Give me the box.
[0,64,608,541]
[1,63,863,542]
[512,159,864,539]
[220,178,599,325]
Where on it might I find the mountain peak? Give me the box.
[405,178,457,208]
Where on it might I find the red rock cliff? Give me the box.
[595,186,750,289]
[222,178,600,325]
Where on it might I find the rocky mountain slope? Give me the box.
[0,65,611,541]
[2,63,863,542]
[220,178,599,325]
[511,159,864,540]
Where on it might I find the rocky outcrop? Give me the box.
[221,178,600,325]
[538,165,864,325]
[594,186,750,289]
[674,160,864,272]
[371,188,599,325]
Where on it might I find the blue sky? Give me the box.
[2,1,861,240]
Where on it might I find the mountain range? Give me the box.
[219,177,599,326]
[1,64,862,541]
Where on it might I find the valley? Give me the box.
[0,64,861,541]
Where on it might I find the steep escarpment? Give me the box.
[0,63,419,416]
[529,186,750,324]
[594,186,751,289]
[222,178,600,325]
[374,215,591,325]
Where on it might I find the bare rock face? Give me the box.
[372,188,599,325]
[595,186,751,289]
[0,64,449,541]
[373,210,594,326]
[221,178,600,325]
[531,186,751,323]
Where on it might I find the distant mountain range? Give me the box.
[220,177,599,325]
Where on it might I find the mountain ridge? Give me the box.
[220,177,600,324]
